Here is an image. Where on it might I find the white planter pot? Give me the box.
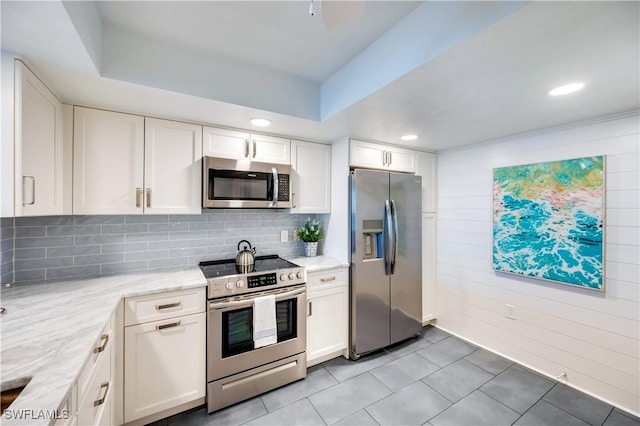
[304,242,318,257]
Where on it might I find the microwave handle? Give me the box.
[271,167,278,208]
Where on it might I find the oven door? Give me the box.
[207,285,306,381]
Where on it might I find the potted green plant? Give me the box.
[297,218,322,257]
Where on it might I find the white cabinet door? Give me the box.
[73,107,144,215]
[417,151,437,212]
[124,312,206,423]
[14,60,66,216]
[422,212,437,323]
[350,139,417,173]
[290,140,331,214]
[386,145,418,173]
[202,126,250,160]
[250,134,290,164]
[144,118,202,214]
[306,268,349,366]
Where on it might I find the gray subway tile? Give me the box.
[189,222,225,231]
[169,247,206,258]
[1,226,15,240]
[169,214,206,223]
[15,216,73,226]
[2,238,14,252]
[1,271,14,284]
[1,251,14,263]
[15,226,46,238]
[46,225,102,236]
[74,253,124,266]
[74,215,125,225]
[102,224,149,234]
[101,242,148,253]
[148,257,189,269]
[75,234,124,246]
[47,246,100,258]
[168,231,206,241]
[46,265,100,280]
[148,222,190,232]
[125,215,169,224]
[15,236,75,249]
[1,217,15,228]
[148,240,190,250]
[14,248,46,260]
[15,257,73,271]
[125,250,168,262]
[101,261,148,275]
[14,268,45,282]
[125,232,168,243]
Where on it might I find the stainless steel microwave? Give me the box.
[203,156,292,208]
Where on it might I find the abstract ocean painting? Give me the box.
[493,156,605,290]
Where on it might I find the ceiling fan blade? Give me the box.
[321,0,366,29]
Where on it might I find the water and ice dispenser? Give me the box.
[361,220,384,260]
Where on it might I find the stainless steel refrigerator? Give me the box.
[350,169,422,359]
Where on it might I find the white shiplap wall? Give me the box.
[436,114,640,416]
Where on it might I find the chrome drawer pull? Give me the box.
[93,334,109,354]
[320,276,336,283]
[156,301,181,310]
[157,321,180,330]
[93,382,109,407]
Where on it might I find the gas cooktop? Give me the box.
[199,255,306,299]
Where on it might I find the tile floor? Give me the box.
[153,327,640,426]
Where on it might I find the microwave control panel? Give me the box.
[278,175,289,201]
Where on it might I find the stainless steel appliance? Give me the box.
[203,156,292,208]
[350,169,422,359]
[199,255,307,413]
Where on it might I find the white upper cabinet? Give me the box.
[74,108,202,215]
[290,140,331,214]
[144,118,202,214]
[14,60,68,216]
[416,151,437,212]
[73,107,145,215]
[350,139,417,173]
[203,126,290,165]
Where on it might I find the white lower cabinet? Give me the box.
[123,288,206,425]
[306,267,349,366]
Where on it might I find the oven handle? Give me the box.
[209,286,306,310]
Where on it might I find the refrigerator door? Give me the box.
[350,169,391,356]
[389,172,423,345]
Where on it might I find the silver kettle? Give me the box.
[235,240,256,271]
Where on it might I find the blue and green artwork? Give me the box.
[493,156,605,290]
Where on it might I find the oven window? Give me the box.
[222,299,298,358]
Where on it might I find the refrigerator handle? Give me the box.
[390,200,398,274]
[384,200,393,275]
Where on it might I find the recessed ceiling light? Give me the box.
[250,118,271,127]
[547,82,585,97]
[401,134,418,141]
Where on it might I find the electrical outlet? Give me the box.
[505,304,516,320]
[280,230,288,242]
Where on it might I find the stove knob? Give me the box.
[225,281,234,290]
[296,271,303,279]
[279,274,287,281]
[236,280,244,288]
[288,272,295,280]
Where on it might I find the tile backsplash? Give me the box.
[2,210,324,284]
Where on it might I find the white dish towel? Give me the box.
[253,294,277,348]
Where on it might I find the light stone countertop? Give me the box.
[0,267,206,426]
[288,255,350,273]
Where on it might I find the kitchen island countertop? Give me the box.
[0,267,206,425]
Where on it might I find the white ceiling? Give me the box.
[1,1,638,151]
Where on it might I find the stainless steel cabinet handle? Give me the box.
[253,140,257,158]
[320,276,336,283]
[93,334,109,354]
[244,139,250,157]
[146,188,151,208]
[382,151,387,166]
[292,192,296,209]
[135,188,142,208]
[308,301,312,316]
[156,301,181,310]
[388,151,393,165]
[157,321,181,330]
[93,382,109,407]
[22,176,35,206]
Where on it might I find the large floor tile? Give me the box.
[423,359,494,402]
[370,352,440,391]
[464,348,513,375]
[384,335,432,360]
[244,398,325,426]
[323,351,392,382]
[417,336,477,367]
[167,398,266,426]
[261,365,338,412]
[543,384,613,426]
[604,409,640,426]
[366,381,451,425]
[308,372,391,424]
[422,326,452,343]
[480,365,555,414]
[514,400,590,426]
[430,390,520,426]
[334,410,379,426]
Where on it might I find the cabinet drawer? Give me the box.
[78,318,113,399]
[307,268,348,291]
[77,344,112,426]
[124,287,206,326]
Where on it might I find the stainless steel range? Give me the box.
[199,255,307,413]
